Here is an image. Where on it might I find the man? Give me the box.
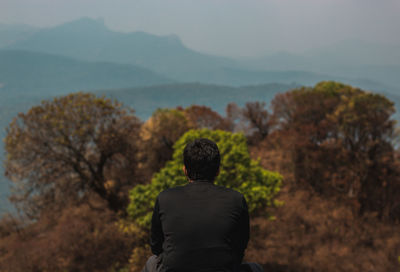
[142,138,262,272]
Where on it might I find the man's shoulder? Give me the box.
[157,185,185,200]
[212,185,247,210]
[213,184,244,198]
[157,183,244,202]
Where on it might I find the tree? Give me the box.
[225,102,242,132]
[183,105,230,131]
[328,90,396,215]
[4,92,142,217]
[139,108,190,179]
[241,101,273,142]
[271,83,342,192]
[224,102,273,143]
[128,129,282,228]
[270,81,397,217]
[138,106,231,180]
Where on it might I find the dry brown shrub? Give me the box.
[117,219,152,272]
[128,245,151,272]
[247,139,400,271]
[250,133,295,184]
[244,179,400,271]
[0,205,134,272]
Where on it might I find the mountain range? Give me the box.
[3,17,398,90]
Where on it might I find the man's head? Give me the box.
[183,138,220,182]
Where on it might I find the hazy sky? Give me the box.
[1,0,399,57]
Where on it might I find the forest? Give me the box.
[0,81,400,271]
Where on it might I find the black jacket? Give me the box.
[151,180,250,272]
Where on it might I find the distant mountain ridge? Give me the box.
[0,23,38,48]
[5,17,399,90]
[6,17,239,84]
[0,49,172,96]
[239,40,400,88]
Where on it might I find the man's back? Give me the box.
[151,181,249,272]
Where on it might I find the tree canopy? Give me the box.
[4,92,142,217]
[139,108,190,178]
[270,81,397,216]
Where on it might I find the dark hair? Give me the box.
[183,138,220,181]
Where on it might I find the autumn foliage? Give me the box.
[1,82,400,271]
[0,205,134,272]
[270,81,397,218]
[4,93,143,216]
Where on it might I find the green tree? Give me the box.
[128,129,282,228]
[4,92,142,217]
[139,106,231,180]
